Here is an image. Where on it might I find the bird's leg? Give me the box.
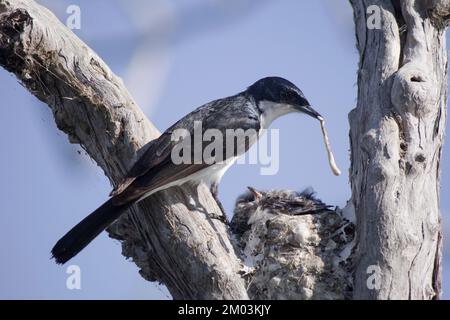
[210,183,228,224]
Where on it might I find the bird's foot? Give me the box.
[210,183,228,224]
[210,212,228,224]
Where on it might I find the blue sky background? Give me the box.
[0,0,448,299]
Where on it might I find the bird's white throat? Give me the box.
[258,101,296,129]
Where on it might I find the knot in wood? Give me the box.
[391,63,439,117]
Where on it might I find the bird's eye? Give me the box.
[281,90,296,103]
[280,89,291,100]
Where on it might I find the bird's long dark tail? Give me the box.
[51,198,131,264]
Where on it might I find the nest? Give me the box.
[231,187,355,300]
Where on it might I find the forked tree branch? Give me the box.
[0,0,248,300]
[0,0,356,300]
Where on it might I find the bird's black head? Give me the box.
[247,77,322,120]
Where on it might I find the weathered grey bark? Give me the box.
[349,0,449,299]
[1,0,448,300]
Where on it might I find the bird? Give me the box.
[231,187,334,239]
[51,76,323,264]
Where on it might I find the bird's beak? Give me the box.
[298,105,323,121]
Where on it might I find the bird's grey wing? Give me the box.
[110,97,234,197]
[113,160,210,205]
[111,94,260,204]
[201,97,261,161]
[109,130,175,196]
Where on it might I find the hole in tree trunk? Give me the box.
[411,76,424,82]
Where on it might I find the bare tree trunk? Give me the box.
[349,0,449,299]
[0,0,448,300]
